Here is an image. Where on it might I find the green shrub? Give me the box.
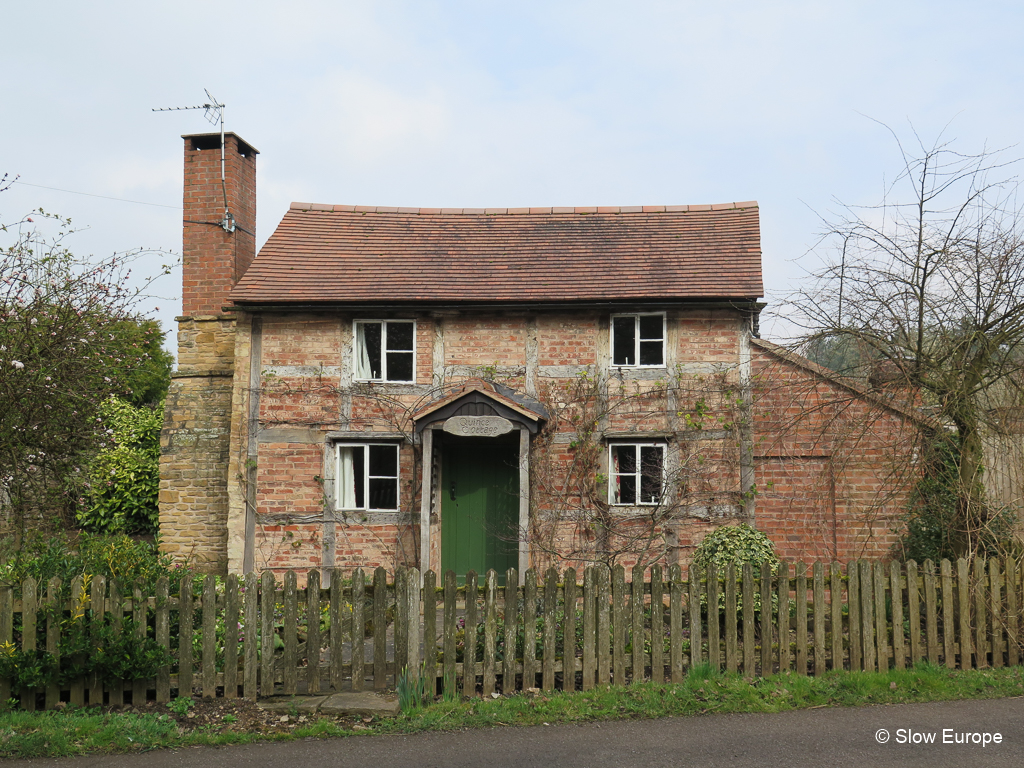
[692,523,779,615]
[78,397,162,535]
[0,530,181,594]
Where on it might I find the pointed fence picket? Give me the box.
[1,557,1023,710]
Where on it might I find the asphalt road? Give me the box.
[8,697,1024,768]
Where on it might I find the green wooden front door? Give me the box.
[441,439,519,581]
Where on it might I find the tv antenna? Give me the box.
[153,89,235,232]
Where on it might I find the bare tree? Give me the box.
[782,127,1024,555]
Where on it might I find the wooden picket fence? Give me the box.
[1,557,1022,710]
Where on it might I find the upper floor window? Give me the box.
[355,320,415,382]
[336,443,400,511]
[611,313,665,367]
[608,442,665,506]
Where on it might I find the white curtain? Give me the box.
[337,446,357,509]
[355,324,372,379]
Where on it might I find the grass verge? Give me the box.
[3,663,1024,759]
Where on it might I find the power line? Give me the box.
[10,180,181,210]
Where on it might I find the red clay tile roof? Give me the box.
[230,202,763,305]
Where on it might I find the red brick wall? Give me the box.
[181,133,257,317]
[750,343,921,562]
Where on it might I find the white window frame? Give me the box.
[353,319,416,382]
[334,442,401,511]
[607,442,666,506]
[610,313,666,368]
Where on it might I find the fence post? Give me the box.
[630,565,645,683]
[725,563,738,673]
[940,560,955,669]
[156,576,170,703]
[282,571,298,695]
[224,574,242,699]
[957,558,971,669]
[483,569,497,697]
[243,572,258,699]
[406,568,421,683]
[688,565,702,669]
[669,564,685,682]
[611,565,626,685]
[259,571,275,697]
[373,567,387,691]
[846,562,860,671]
[352,568,366,692]
[795,564,808,675]
[707,563,720,672]
[306,569,321,694]
[177,576,193,700]
[329,569,344,692]
[906,560,920,665]
[923,560,938,667]
[563,567,578,692]
[89,575,106,707]
[543,568,558,691]
[762,561,774,676]
[597,566,610,686]
[132,581,147,705]
[45,577,62,709]
[1006,558,1019,668]
[990,558,1003,669]
[777,562,790,673]
[504,568,519,693]
[859,562,875,672]
[582,567,596,692]
[650,564,664,684]
[830,563,843,672]
[890,562,905,671]
[975,558,988,668]
[202,575,218,698]
[69,576,85,707]
[873,561,888,671]
[23,576,38,710]
[424,570,438,694]
[463,570,478,697]
[443,570,457,698]
[523,568,538,689]
[742,563,755,676]
[812,562,825,677]
[395,567,409,677]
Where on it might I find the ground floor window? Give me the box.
[608,442,665,505]
[335,443,400,510]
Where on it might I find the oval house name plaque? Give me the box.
[443,415,514,438]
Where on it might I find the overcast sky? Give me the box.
[3,1,1022,351]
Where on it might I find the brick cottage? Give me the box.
[160,132,924,577]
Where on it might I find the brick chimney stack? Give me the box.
[181,132,258,316]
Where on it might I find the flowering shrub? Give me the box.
[0,201,174,532]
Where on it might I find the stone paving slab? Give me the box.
[257,692,400,718]
[320,692,400,717]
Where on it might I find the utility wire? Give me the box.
[11,180,181,210]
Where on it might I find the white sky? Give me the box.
[3,1,1022,352]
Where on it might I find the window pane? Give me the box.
[368,445,398,477]
[638,314,663,340]
[611,445,636,474]
[640,446,663,503]
[612,317,636,366]
[639,340,663,366]
[337,446,357,508]
[353,446,365,508]
[386,321,414,351]
[616,475,637,505]
[358,322,383,379]
[368,478,398,510]
[386,351,414,381]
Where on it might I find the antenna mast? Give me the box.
[153,90,235,232]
